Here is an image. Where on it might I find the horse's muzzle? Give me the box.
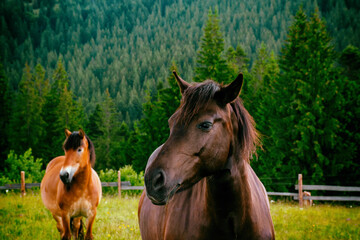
[145,169,181,205]
[145,169,166,203]
[60,171,71,185]
[59,165,78,185]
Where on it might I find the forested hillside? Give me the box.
[1,0,359,119]
[1,0,359,190]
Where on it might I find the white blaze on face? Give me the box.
[60,164,79,181]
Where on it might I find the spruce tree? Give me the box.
[42,59,84,161]
[247,46,282,190]
[337,45,360,185]
[226,45,249,75]
[270,8,344,185]
[94,89,122,170]
[132,64,181,173]
[0,63,12,164]
[86,104,103,140]
[194,8,233,84]
[8,63,49,158]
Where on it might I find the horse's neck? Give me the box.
[205,161,251,222]
[68,165,92,191]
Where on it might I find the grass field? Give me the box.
[0,192,359,240]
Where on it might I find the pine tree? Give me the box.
[116,121,131,167]
[194,8,233,84]
[42,59,84,161]
[8,63,49,158]
[251,43,270,93]
[226,45,249,75]
[94,89,122,170]
[86,89,131,171]
[269,8,344,185]
[86,104,103,140]
[132,64,181,173]
[246,46,282,190]
[0,63,12,165]
[337,45,360,185]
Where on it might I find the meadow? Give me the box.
[0,192,359,240]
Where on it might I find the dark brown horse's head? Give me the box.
[144,72,258,205]
[60,129,95,185]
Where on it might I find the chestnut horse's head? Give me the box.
[144,72,258,205]
[59,129,95,185]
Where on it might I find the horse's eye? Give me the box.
[77,148,82,153]
[197,121,213,131]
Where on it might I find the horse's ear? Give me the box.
[173,71,190,95]
[65,129,72,138]
[215,73,243,105]
[79,128,85,138]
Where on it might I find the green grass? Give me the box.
[0,193,359,239]
[272,201,360,240]
[0,193,140,240]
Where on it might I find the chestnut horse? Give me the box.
[41,129,102,240]
[138,72,275,239]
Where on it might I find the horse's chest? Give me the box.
[163,202,236,239]
[69,197,93,218]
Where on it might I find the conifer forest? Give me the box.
[0,0,359,191]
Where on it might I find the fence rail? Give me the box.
[0,171,143,198]
[294,195,360,201]
[1,172,359,205]
[267,192,298,197]
[295,184,360,192]
[101,181,131,187]
[0,182,144,190]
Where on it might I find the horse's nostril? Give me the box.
[60,172,70,183]
[152,170,165,191]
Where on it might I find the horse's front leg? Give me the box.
[61,213,72,240]
[52,214,64,237]
[85,209,97,240]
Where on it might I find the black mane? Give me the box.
[230,98,260,162]
[63,131,96,167]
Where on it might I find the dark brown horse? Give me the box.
[41,129,102,240]
[138,72,275,239]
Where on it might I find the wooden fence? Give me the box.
[0,171,144,198]
[267,174,360,207]
[1,172,359,206]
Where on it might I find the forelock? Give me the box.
[63,131,83,151]
[174,80,220,125]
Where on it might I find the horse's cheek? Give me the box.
[205,133,230,167]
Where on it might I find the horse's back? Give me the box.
[41,156,64,213]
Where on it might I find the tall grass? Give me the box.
[0,193,359,239]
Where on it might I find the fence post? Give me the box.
[298,173,303,207]
[21,171,26,197]
[118,170,121,198]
